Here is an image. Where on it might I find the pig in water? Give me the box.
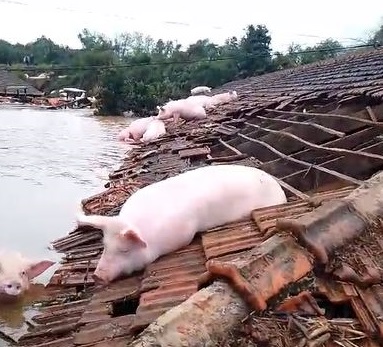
[156,99,207,123]
[0,250,55,299]
[76,165,287,284]
[211,90,238,105]
[118,116,155,142]
[141,119,166,143]
[190,86,211,95]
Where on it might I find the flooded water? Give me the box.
[0,106,131,344]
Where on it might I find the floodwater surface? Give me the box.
[0,106,131,344]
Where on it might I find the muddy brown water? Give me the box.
[0,106,132,345]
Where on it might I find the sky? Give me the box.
[1,0,383,53]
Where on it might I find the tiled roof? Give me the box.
[0,70,43,96]
[7,47,383,347]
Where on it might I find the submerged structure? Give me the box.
[3,47,383,346]
[0,70,43,97]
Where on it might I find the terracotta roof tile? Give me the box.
[206,235,314,311]
[201,219,262,260]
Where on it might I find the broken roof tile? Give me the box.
[276,200,368,265]
[73,315,135,345]
[206,235,314,312]
[140,241,206,292]
[178,146,211,159]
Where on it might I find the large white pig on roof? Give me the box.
[156,99,207,123]
[75,164,287,284]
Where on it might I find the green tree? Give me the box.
[238,24,273,77]
[369,23,383,45]
[0,22,371,116]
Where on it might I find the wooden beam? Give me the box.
[272,176,309,200]
[206,154,248,164]
[237,133,363,186]
[281,141,383,191]
[216,139,308,200]
[218,139,243,155]
[265,108,383,128]
[260,127,382,173]
[255,115,345,138]
[366,106,378,122]
[244,122,383,162]
[281,156,342,181]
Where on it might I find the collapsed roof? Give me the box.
[4,47,383,347]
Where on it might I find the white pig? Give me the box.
[190,86,211,95]
[141,119,166,143]
[156,99,207,123]
[0,250,55,299]
[76,165,287,284]
[186,95,215,110]
[118,116,155,142]
[211,90,238,105]
[117,128,132,142]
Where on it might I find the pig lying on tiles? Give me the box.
[141,119,166,143]
[117,116,155,142]
[0,250,55,300]
[76,165,287,285]
[186,95,216,110]
[190,86,211,95]
[156,99,207,123]
[211,90,238,105]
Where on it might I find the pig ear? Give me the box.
[120,229,147,248]
[26,260,55,279]
[156,105,161,111]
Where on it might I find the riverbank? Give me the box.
[4,47,383,346]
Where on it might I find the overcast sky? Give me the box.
[1,0,383,53]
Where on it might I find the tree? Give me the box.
[369,23,383,45]
[0,22,367,116]
[238,24,273,77]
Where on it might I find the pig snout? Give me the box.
[1,280,23,296]
[92,271,110,286]
[92,254,121,285]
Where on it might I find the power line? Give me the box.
[0,0,223,30]
[291,33,368,44]
[0,43,378,72]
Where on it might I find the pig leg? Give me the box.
[173,112,181,124]
[124,138,136,144]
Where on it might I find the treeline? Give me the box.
[0,23,382,115]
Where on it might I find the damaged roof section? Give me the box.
[130,171,383,347]
[9,47,383,346]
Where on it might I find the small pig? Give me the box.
[118,116,155,142]
[156,99,207,123]
[186,95,215,110]
[0,250,55,299]
[211,90,238,105]
[141,119,166,143]
[190,86,211,95]
[76,165,287,284]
